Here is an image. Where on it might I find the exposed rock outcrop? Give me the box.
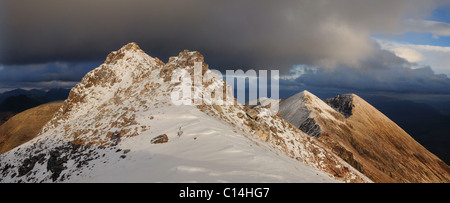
[151,134,169,144]
[324,94,355,118]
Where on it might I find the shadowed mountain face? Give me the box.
[0,112,15,128]
[280,91,450,183]
[0,95,47,126]
[0,89,44,103]
[362,96,450,165]
[0,89,70,126]
[0,88,71,105]
[324,94,354,118]
[0,95,46,113]
[0,101,64,153]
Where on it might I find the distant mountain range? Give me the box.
[0,88,70,104]
[0,88,70,126]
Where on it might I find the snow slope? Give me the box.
[64,105,336,183]
[279,91,345,137]
[0,43,366,183]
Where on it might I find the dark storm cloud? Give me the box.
[285,59,450,95]
[0,0,445,72]
[0,61,100,88]
[2,0,450,94]
[276,37,450,95]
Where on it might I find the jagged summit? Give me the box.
[104,42,146,64]
[119,42,142,52]
[160,49,209,82]
[169,49,205,64]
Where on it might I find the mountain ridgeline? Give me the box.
[0,43,448,183]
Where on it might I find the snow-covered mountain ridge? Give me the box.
[0,43,368,183]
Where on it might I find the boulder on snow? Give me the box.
[151,134,169,144]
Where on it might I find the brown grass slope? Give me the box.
[0,101,64,154]
[281,91,450,183]
[320,94,450,183]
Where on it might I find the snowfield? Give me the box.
[65,105,337,183]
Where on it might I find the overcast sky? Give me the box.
[1,0,450,96]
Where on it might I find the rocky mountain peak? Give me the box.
[104,42,147,65]
[169,50,204,64]
[51,43,162,129]
[170,50,208,71]
[300,90,313,96]
[120,42,142,52]
[279,90,344,138]
[160,50,209,82]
